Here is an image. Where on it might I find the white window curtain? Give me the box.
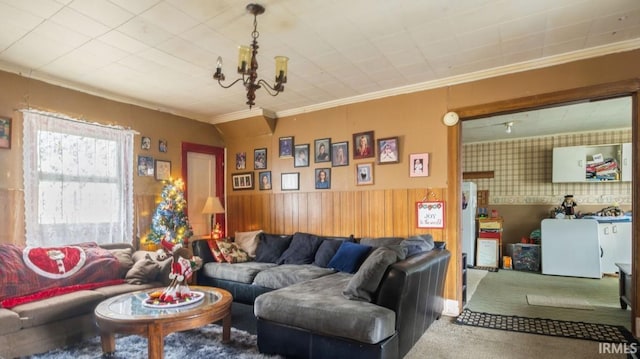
[22,110,135,247]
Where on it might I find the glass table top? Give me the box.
[96,288,221,320]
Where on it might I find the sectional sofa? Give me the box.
[0,242,171,358]
[192,231,451,359]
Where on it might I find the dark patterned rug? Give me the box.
[455,309,636,344]
[472,266,499,272]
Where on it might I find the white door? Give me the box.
[187,152,217,236]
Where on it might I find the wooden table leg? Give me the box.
[222,313,231,343]
[100,331,116,356]
[147,324,164,359]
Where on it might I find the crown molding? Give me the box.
[275,38,640,119]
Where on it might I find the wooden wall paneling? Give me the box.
[283,193,295,234]
[320,192,333,236]
[273,193,285,234]
[341,191,356,236]
[307,192,327,234]
[250,194,263,231]
[392,189,410,238]
[383,190,395,237]
[370,190,386,237]
[353,191,364,238]
[296,193,313,233]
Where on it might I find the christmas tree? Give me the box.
[148,178,194,246]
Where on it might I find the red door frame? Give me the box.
[181,142,225,237]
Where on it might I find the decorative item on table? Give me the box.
[201,196,225,239]
[146,178,202,305]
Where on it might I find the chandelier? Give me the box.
[213,3,289,109]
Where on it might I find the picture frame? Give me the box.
[315,168,331,189]
[155,160,171,181]
[279,136,294,158]
[254,148,267,169]
[416,201,445,228]
[141,136,151,150]
[236,152,247,170]
[476,238,499,268]
[258,171,272,190]
[281,172,299,191]
[377,137,399,164]
[314,138,331,163]
[294,144,310,167]
[409,153,429,177]
[232,172,254,190]
[0,117,11,149]
[158,139,167,153]
[137,155,154,176]
[353,131,374,159]
[356,163,374,185]
[331,141,349,167]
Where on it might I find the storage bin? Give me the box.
[512,244,540,272]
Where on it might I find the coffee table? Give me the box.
[95,286,232,359]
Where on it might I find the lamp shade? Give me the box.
[202,196,225,215]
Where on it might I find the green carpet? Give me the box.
[466,269,630,330]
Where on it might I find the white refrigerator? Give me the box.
[462,182,477,267]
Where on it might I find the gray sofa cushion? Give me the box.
[277,232,325,265]
[13,290,106,329]
[313,238,344,267]
[343,247,399,302]
[0,309,21,336]
[202,261,276,284]
[252,264,336,289]
[255,272,395,344]
[403,234,435,256]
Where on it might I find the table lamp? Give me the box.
[201,196,225,239]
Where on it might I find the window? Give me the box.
[22,110,134,247]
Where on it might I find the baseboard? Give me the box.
[443,299,460,317]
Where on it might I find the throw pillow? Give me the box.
[327,241,371,273]
[343,247,399,302]
[254,233,293,263]
[125,253,161,284]
[359,237,407,261]
[108,247,134,278]
[313,238,346,267]
[402,234,435,257]
[234,230,263,258]
[207,240,226,262]
[277,232,325,265]
[217,242,250,263]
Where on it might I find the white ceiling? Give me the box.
[0,0,639,131]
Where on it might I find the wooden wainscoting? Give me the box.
[226,188,448,240]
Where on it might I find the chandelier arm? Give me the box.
[217,77,247,89]
[257,79,283,96]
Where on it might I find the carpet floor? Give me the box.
[28,324,281,359]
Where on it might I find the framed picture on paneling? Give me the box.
[409,153,429,177]
[331,141,349,167]
[281,172,299,191]
[232,172,254,190]
[254,148,267,169]
[258,171,272,190]
[294,144,310,167]
[0,117,11,149]
[314,138,331,163]
[353,131,374,159]
[416,201,444,228]
[279,136,294,158]
[356,163,373,186]
[154,160,171,181]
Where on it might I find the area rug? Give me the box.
[455,309,636,344]
[29,324,282,359]
[527,294,594,310]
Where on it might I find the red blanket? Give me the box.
[0,242,122,307]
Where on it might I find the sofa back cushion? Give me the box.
[277,232,325,265]
[343,246,400,302]
[217,241,251,263]
[235,230,263,257]
[314,237,348,267]
[254,233,293,263]
[402,234,435,257]
[327,241,371,273]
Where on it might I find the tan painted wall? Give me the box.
[0,70,224,245]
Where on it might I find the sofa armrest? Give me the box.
[374,248,451,358]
